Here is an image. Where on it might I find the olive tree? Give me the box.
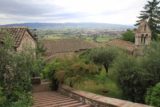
[90,47,118,73]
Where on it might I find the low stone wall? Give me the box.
[58,85,151,107]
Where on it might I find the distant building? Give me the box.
[107,20,152,55]
[0,27,37,52]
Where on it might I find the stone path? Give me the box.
[33,91,91,107]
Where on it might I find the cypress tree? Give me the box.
[136,0,160,40]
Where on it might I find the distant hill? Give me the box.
[0,23,134,31]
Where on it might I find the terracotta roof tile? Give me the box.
[43,39,97,57]
[107,39,135,52]
[0,27,36,48]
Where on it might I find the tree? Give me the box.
[122,29,135,42]
[90,47,118,73]
[111,42,160,103]
[136,0,160,40]
[142,42,160,86]
[111,54,146,102]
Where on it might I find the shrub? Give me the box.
[142,42,160,86]
[111,42,160,103]
[45,57,99,88]
[122,29,135,42]
[111,54,146,102]
[145,83,160,107]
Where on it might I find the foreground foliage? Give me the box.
[111,42,160,104]
[145,82,160,107]
[44,56,99,89]
[0,36,43,107]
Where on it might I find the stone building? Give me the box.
[135,20,152,47]
[0,27,37,52]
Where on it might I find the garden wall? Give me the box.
[58,85,151,107]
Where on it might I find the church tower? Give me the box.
[135,20,152,47]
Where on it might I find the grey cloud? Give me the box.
[0,0,59,16]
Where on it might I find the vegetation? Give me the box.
[136,0,160,40]
[145,82,160,107]
[0,34,44,107]
[74,70,123,99]
[110,54,145,102]
[122,29,135,42]
[43,56,99,89]
[110,42,160,103]
[89,47,119,73]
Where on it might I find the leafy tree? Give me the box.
[142,42,160,86]
[90,47,118,73]
[111,54,146,102]
[145,83,160,107]
[122,29,135,42]
[136,0,160,40]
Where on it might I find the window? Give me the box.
[144,24,147,31]
[141,34,144,43]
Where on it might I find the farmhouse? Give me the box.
[0,27,37,52]
[43,39,98,60]
[107,20,151,55]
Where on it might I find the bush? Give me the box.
[111,42,160,103]
[142,42,160,86]
[111,54,146,102]
[44,57,99,88]
[122,29,135,42]
[145,83,160,107]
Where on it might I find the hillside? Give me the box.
[0,23,134,31]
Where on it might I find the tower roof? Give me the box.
[136,20,151,34]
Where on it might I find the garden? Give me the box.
[43,41,160,107]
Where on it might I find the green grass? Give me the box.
[74,69,123,99]
[42,34,116,43]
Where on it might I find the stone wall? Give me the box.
[17,31,36,52]
[59,85,151,107]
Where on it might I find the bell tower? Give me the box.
[135,20,152,47]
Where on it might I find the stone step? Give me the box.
[33,91,92,107]
[32,82,51,92]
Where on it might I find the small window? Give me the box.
[141,34,144,43]
[144,24,147,31]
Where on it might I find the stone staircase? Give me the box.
[33,91,91,107]
[32,82,92,107]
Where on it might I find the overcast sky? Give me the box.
[0,0,149,25]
